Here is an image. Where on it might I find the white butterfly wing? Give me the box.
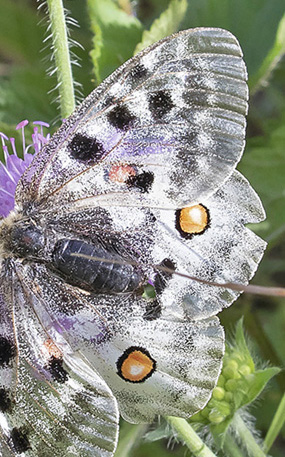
[1,26,266,454]
[17,28,248,211]
[0,280,17,409]
[86,314,224,423]
[0,269,119,456]
[151,171,266,319]
[12,262,224,424]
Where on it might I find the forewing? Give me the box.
[17,28,248,211]
[0,264,119,457]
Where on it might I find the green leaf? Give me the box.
[229,320,280,411]
[88,21,103,86]
[241,368,281,408]
[0,0,44,65]
[144,424,171,442]
[210,416,233,448]
[249,13,285,94]
[0,0,59,123]
[114,423,148,457]
[142,284,156,300]
[239,117,285,246]
[87,0,143,83]
[181,0,285,77]
[0,67,57,125]
[134,0,187,54]
[234,318,255,372]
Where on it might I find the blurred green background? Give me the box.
[0,0,284,456]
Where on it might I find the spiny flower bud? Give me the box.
[190,319,280,434]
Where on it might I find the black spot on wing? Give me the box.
[148,90,174,119]
[240,261,252,280]
[170,142,199,190]
[218,239,238,261]
[203,262,223,281]
[69,133,105,163]
[0,337,16,366]
[126,171,154,193]
[108,104,136,130]
[48,356,68,384]
[11,427,31,453]
[147,211,157,224]
[0,388,12,412]
[154,258,176,294]
[143,300,162,321]
[130,63,148,81]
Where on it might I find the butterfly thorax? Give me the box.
[0,210,143,294]
[0,210,45,259]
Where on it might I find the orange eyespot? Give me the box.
[108,164,136,183]
[117,347,156,383]
[178,204,209,235]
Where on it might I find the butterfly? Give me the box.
[0,28,266,456]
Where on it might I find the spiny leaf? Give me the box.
[0,0,43,64]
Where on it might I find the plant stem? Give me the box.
[245,312,285,391]
[232,414,267,457]
[223,433,246,457]
[114,423,148,457]
[46,0,75,118]
[264,393,285,453]
[166,416,217,457]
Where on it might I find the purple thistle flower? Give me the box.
[0,120,50,218]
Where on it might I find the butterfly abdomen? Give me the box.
[52,238,142,294]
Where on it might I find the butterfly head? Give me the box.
[0,211,45,261]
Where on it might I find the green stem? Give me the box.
[264,393,285,453]
[166,416,217,457]
[114,423,148,457]
[232,414,267,457]
[46,0,75,118]
[223,433,246,457]
[245,312,285,391]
